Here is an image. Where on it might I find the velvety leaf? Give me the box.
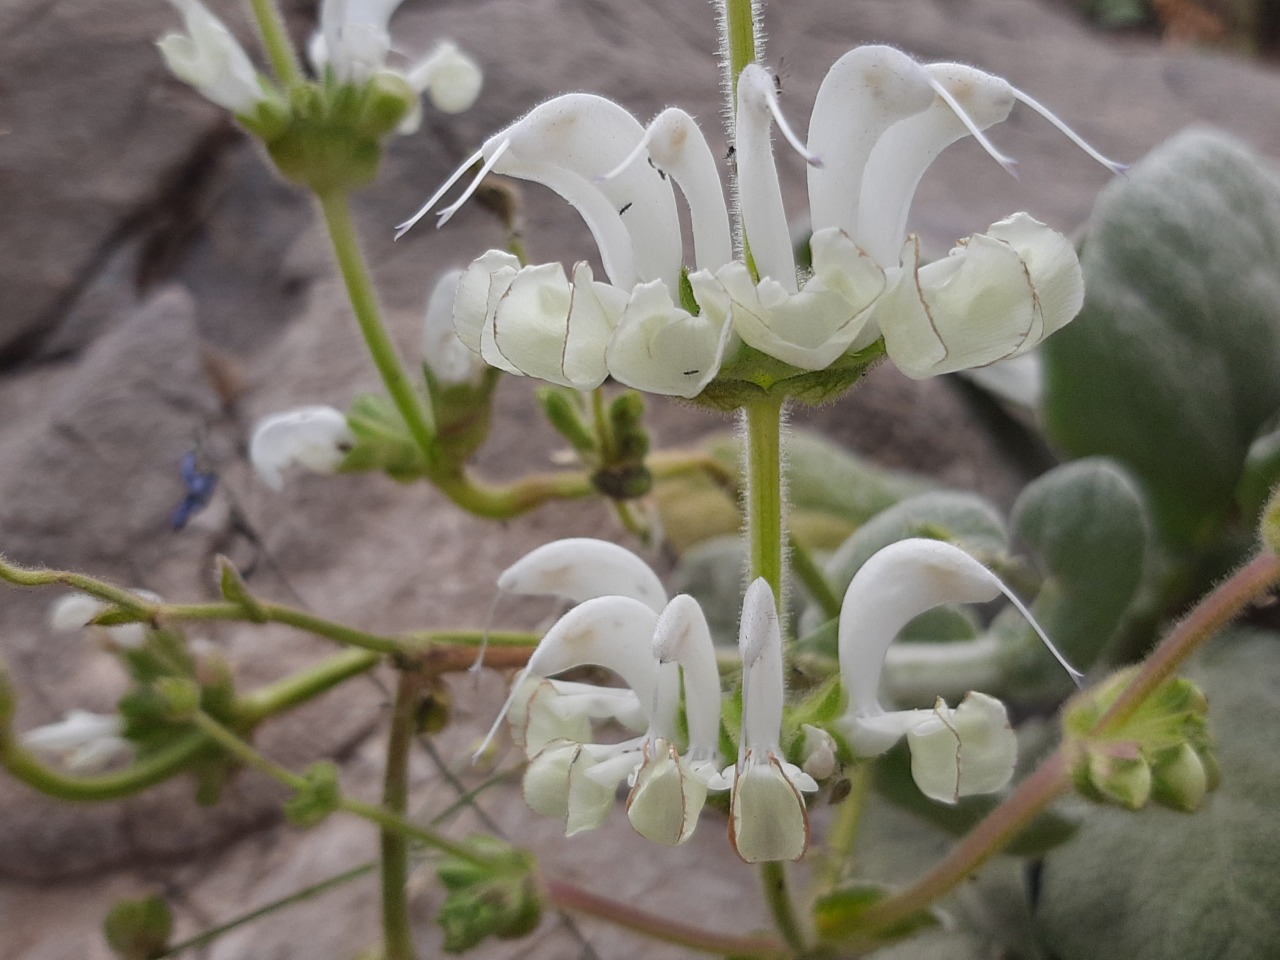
[1042,130,1280,545]
[1035,630,1280,960]
[1008,459,1149,679]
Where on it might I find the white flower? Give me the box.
[249,406,355,491]
[157,0,266,115]
[309,0,481,131]
[405,45,1120,394]
[714,580,818,863]
[423,269,487,387]
[21,711,132,772]
[835,538,1080,803]
[48,590,161,649]
[485,539,722,843]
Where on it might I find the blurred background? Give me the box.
[1,0,1279,956]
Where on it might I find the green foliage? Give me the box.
[999,459,1150,692]
[104,895,173,960]
[435,837,542,953]
[823,491,1008,597]
[814,884,938,946]
[873,743,1080,856]
[285,761,342,828]
[341,394,431,482]
[1037,631,1280,959]
[1043,130,1280,548]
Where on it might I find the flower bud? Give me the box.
[1149,742,1209,812]
[1079,742,1152,810]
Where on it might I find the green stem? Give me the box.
[318,188,438,446]
[789,533,840,620]
[381,673,421,960]
[190,712,489,867]
[159,863,375,958]
[743,396,786,598]
[760,860,807,955]
[820,762,872,892]
[851,752,1070,941]
[723,0,759,90]
[247,0,304,87]
[237,649,380,724]
[543,875,787,959]
[1099,550,1280,731]
[0,731,207,802]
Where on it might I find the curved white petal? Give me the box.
[508,676,646,757]
[22,711,132,772]
[249,406,354,491]
[497,538,668,612]
[807,45,935,237]
[738,579,784,758]
[652,595,722,762]
[523,596,662,704]
[837,539,1002,733]
[606,279,732,398]
[856,63,1015,264]
[906,692,1017,803]
[640,109,734,271]
[453,250,521,373]
[986,213,1084,341]
[735,64,797,293]
[159,0,264,114]
[423,269,485,386]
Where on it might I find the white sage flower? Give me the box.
[249,406,355,491]
[157,0,266,115]
[423,269,487,387]
[21,711,133,772]
[714,579,818,863]
[405,45,1119,395]
[835,538,1080,803]
[310,0,481,131]
[48,590,162,649]
[485,539,722,844]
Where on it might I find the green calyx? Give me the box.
[1063,669,1217,812]
[435,837,542,953]
[253,73,417,192]
[693,340,885,411]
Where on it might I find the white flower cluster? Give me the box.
[158,0,481,129]
[485,536,1064,862]
[401,45,1120,398]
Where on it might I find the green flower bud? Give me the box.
[284,761,342,828]
[357,72,416,138]
[154,678,201,722]
[1261,481,1280,557]
[104,895,173,960]
[435,837,542,953]
[1082,742,1152,810]
[1150,742,1209,812]
[537,388,597,458]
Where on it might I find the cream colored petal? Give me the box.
[906,692,1016,803]
[985,213,1084,340]
[606,280,731,398]
[627,741,708,845]
[453,250,520,371]
[729,753,810,863]
[878,232,1036,379]
[249,406,355,490]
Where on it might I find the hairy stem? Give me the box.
[743,396,786,599]
[543,875,787,958]
[318,188,438,449]
[381,673,422,960]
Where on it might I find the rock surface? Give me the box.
[2,0,1280,956]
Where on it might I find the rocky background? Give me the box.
[2,0,1279,957]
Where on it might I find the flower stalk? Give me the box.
[381,672,423,960]
[247,0,304,86]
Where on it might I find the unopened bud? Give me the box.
[538,388,597,458]
[1150,742,1209,812]
[1079,742,1152,810]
